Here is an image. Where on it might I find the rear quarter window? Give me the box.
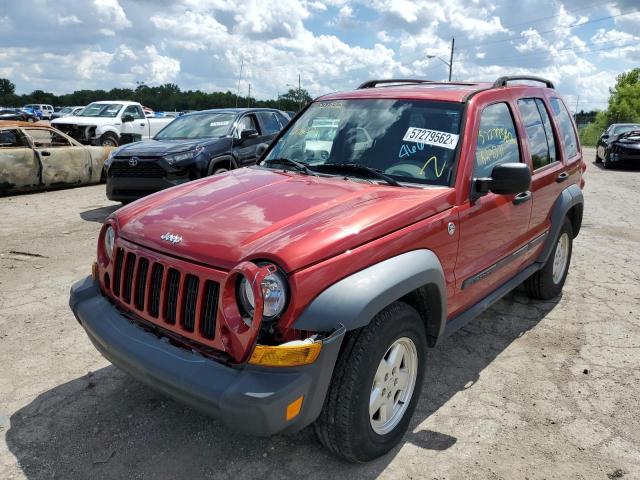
[549,97,578,158]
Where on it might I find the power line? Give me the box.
[456,10,638,49]
[473,37,638,64]
[494,0,606,31]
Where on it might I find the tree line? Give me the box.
[0,78,312,113]
[579,68,640,146]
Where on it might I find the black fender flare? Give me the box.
[293,250,447,341]
[537,183,583,265]
[207,154,237,175]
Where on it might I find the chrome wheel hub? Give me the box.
[369,337,418,435]
[552,232,569,284]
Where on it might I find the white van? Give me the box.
[23,104,55,120]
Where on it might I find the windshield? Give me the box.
[59,107,73,114]
[155,112,235,140]
[264,99,463,186]
[613,125,640,135]
[81,103,123,118]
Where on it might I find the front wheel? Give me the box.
[525,218,573,299]
[27,117,35,123]
[314,301,426,462]
[99,133,119,147]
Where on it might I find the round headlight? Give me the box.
[104,225,115,261]
[238,268,288,320]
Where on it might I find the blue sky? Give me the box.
[0,0,638,111]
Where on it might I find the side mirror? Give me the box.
[240,128,259,140]
[474,162,531,197]
[122,114,134,123]
[601,133,609,139]
[256,142,269,158]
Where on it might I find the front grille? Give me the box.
[109,160,166,178]
[109,245,221,345]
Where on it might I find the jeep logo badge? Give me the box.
[129,157,139,167]
[161,233,182,244]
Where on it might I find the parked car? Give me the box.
[595,123,640,167]
[23,104,54,120]
[104,108,289,203]
[51,106,85,120]
[20,106,42,119]
[0,108,39,123]
[70,75,585,462]
[598,128,640,168]
[51,101,173,147]
[0,122,112,195]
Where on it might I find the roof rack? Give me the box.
[357,79,434,89]
[493,75,554,89]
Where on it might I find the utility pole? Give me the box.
[235,57,244,108]
[277,90,280,110]
[298,74,302,111]
[247,83,251,107]
[448,37,454,82]
[574,95,580,121]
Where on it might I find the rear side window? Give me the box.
[517,98,557,170]
[257,111,281,135]
[549,97,578,158]
[474,102,520,178]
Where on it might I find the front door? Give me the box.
[121,105,148,139]
[233,114,263,166]
[0,129,40,193]
[24,128,91,186]
[453,102,533,314]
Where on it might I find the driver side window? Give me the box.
[24,128,72,148]
[236,115,259,138]
[474,103,520,178]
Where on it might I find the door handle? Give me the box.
[41,151,51,157]
[139,123,145,126]
[556,171,569,183]
[512,190,531,205]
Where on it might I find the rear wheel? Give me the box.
[314,301,426,462]
[525,218,573,299]
[27,117,35,123]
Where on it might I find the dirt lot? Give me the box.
[1,147,639,479]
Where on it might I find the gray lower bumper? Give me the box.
[69,276,344,436]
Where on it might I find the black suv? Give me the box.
[105,108,289,202]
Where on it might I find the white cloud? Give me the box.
[58,15,82,25]
[93,0,131,30]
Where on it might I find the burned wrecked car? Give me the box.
[0,122,112,195]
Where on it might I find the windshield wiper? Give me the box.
[313,163,404,187]
[262,157,317,176]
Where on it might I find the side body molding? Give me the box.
[294,250,447,335]
[537,183,583,265]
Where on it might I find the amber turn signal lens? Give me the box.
[249,341,322,367]
[286,396,304,421]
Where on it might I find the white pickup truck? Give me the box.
[51,101,174,147]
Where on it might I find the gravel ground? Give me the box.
[1,148,639,479]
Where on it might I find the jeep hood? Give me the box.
[115,167,454,272]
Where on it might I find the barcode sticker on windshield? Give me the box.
[210,121,230,127]
[403,127,459,150]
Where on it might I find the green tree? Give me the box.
[0,78,16,96]
[605,68,640,124]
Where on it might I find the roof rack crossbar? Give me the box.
[493,75,554,89]
[357,79,434,89]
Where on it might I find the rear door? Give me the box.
[0,128,40,193]
[256,111,283,144]
[454,102,533,310]
[23,128,92,186]
[516,97,566,242]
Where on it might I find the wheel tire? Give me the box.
[314,301,426,463]
[525,218,573,300]
[27,117,35,123]
[100,133,119,147]
[595,152,602,163]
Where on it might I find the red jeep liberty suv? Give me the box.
[70,76,585,462]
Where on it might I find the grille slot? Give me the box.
[109,160,167,178]
[122,252,136,303]
[134,258,149,310]
[181,275,199,332]
[164,269,181,325]
[148,263,164,317]
[112,248,124,296]
[201,280,219,339]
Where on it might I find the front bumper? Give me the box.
[106,175,190,201]
[70,276,345,436]
[609,149,640,166]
